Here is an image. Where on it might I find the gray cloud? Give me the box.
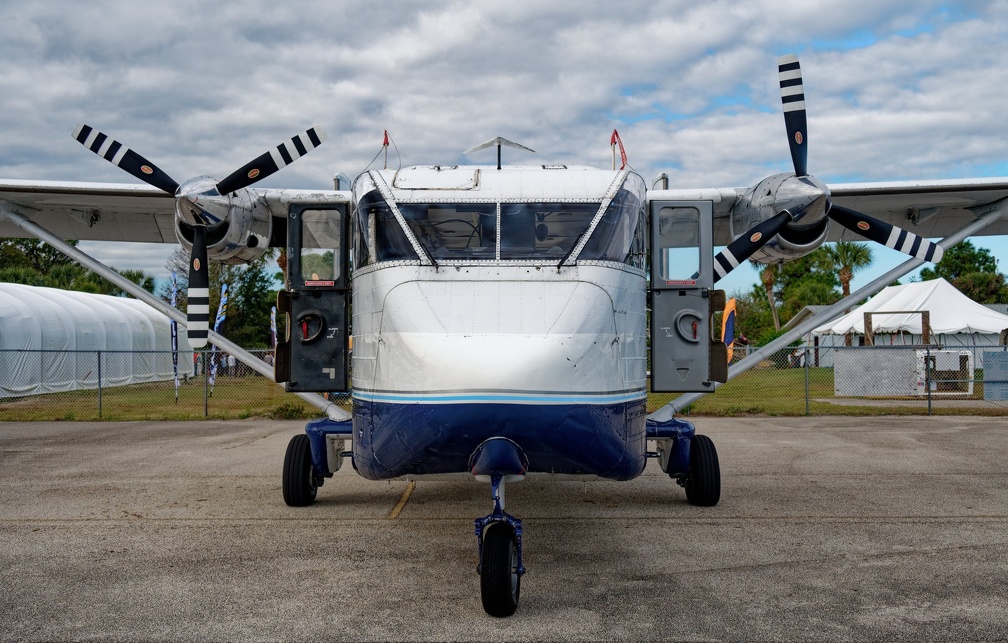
[1,0,1005,285]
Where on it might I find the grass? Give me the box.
[2,367,1005,422]
[649,366,1008,417]
[0,375,349,422]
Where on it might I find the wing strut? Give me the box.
[0,203,351,421]
[649,198,1008,422]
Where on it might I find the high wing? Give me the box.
[650,177,1008,249]
[0,179,341,243]
[828,178,1008,241]
[0,180,176,242]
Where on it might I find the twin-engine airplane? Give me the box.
[3,55,1008,616]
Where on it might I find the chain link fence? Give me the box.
[4,344,1007,422]
[649,342,1008,417]
[0,349,350,421]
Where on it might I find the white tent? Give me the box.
[813,278,1008,337]
[0,283,192,398]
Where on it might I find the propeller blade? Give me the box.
[829,205,944,263]
[72,124,180,195]
[215,126,327,195]
[778,55,808,177]
[187,226,210,348]
[713,210,794,282]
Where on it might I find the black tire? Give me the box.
[480,522,520,617]
[282,434,317,507]
[685,434,720,507]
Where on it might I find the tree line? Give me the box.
[733,240,1008,345]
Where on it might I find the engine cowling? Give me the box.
[731,172,831,264]
[172,176,272,265]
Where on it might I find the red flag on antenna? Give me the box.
[610,129,627,170]
[383,130,390,147]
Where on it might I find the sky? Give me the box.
[1,0,1007,300]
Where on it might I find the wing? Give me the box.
[656,177,1008,248]
[0,179,343,244]
[828,177,1008,241]
[0,179,176,242]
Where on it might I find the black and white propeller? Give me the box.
[72,124,327,346]
[712,55,943,282]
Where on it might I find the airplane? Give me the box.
[2,55,1008,617]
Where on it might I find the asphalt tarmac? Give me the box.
[1,416,1006,641]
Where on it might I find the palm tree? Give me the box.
[825,241,873,345]
[752,260,781,332]
[825,241,873,300]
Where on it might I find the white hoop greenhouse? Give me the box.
[0,283,192,398]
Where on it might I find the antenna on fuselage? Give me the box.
[464,136,535,170]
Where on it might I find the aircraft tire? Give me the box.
[480,522,520,617]
[283,434,317,507]
[685,434,720,507]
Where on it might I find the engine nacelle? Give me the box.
[172,176,272,265]
[731,172,831,265]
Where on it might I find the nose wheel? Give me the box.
[474,474,525,617]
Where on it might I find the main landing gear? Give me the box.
[470,437,528,617]
[281,419,352,507]
[675,433,721,506]
[282,434,318,506]
[648,417,721,507]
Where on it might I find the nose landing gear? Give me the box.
[470,437,528,617]
[475,474,524,617]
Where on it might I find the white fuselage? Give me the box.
[346,165,651,480]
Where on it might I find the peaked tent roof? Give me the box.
[812,278,1008,336]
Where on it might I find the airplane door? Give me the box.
[649,201,727,392]
[275,203,351,393]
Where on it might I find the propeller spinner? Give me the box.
[72,124,328,346]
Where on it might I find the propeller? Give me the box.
[72,124,180,194]
[713,210,795,281]
[216,127,325,194]
[778,54,808,178]
[828,205,943,263]
[72,124,327,346]
[712,55,944,282]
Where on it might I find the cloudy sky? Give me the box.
[1,0,1006,296]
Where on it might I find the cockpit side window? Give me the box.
[354,190,420,267]
[579,172,647,268]
[499,203,600,260]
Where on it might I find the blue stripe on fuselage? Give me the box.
[351,397,648,481]
[353,389,646,405]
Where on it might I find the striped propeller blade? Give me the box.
[215,125,327,195]
[713,210,794,282]
[829,205,944,263]
[187,226,210,348]
[778,55,808,177]
[72,124,180,195]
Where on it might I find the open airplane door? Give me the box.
[275,203,351,393]
[649,201,727,392]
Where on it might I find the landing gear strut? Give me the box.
[474,474,524,617]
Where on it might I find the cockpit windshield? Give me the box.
[399,203,497,260]
[353,171,647,270]
[499,203,600,260]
